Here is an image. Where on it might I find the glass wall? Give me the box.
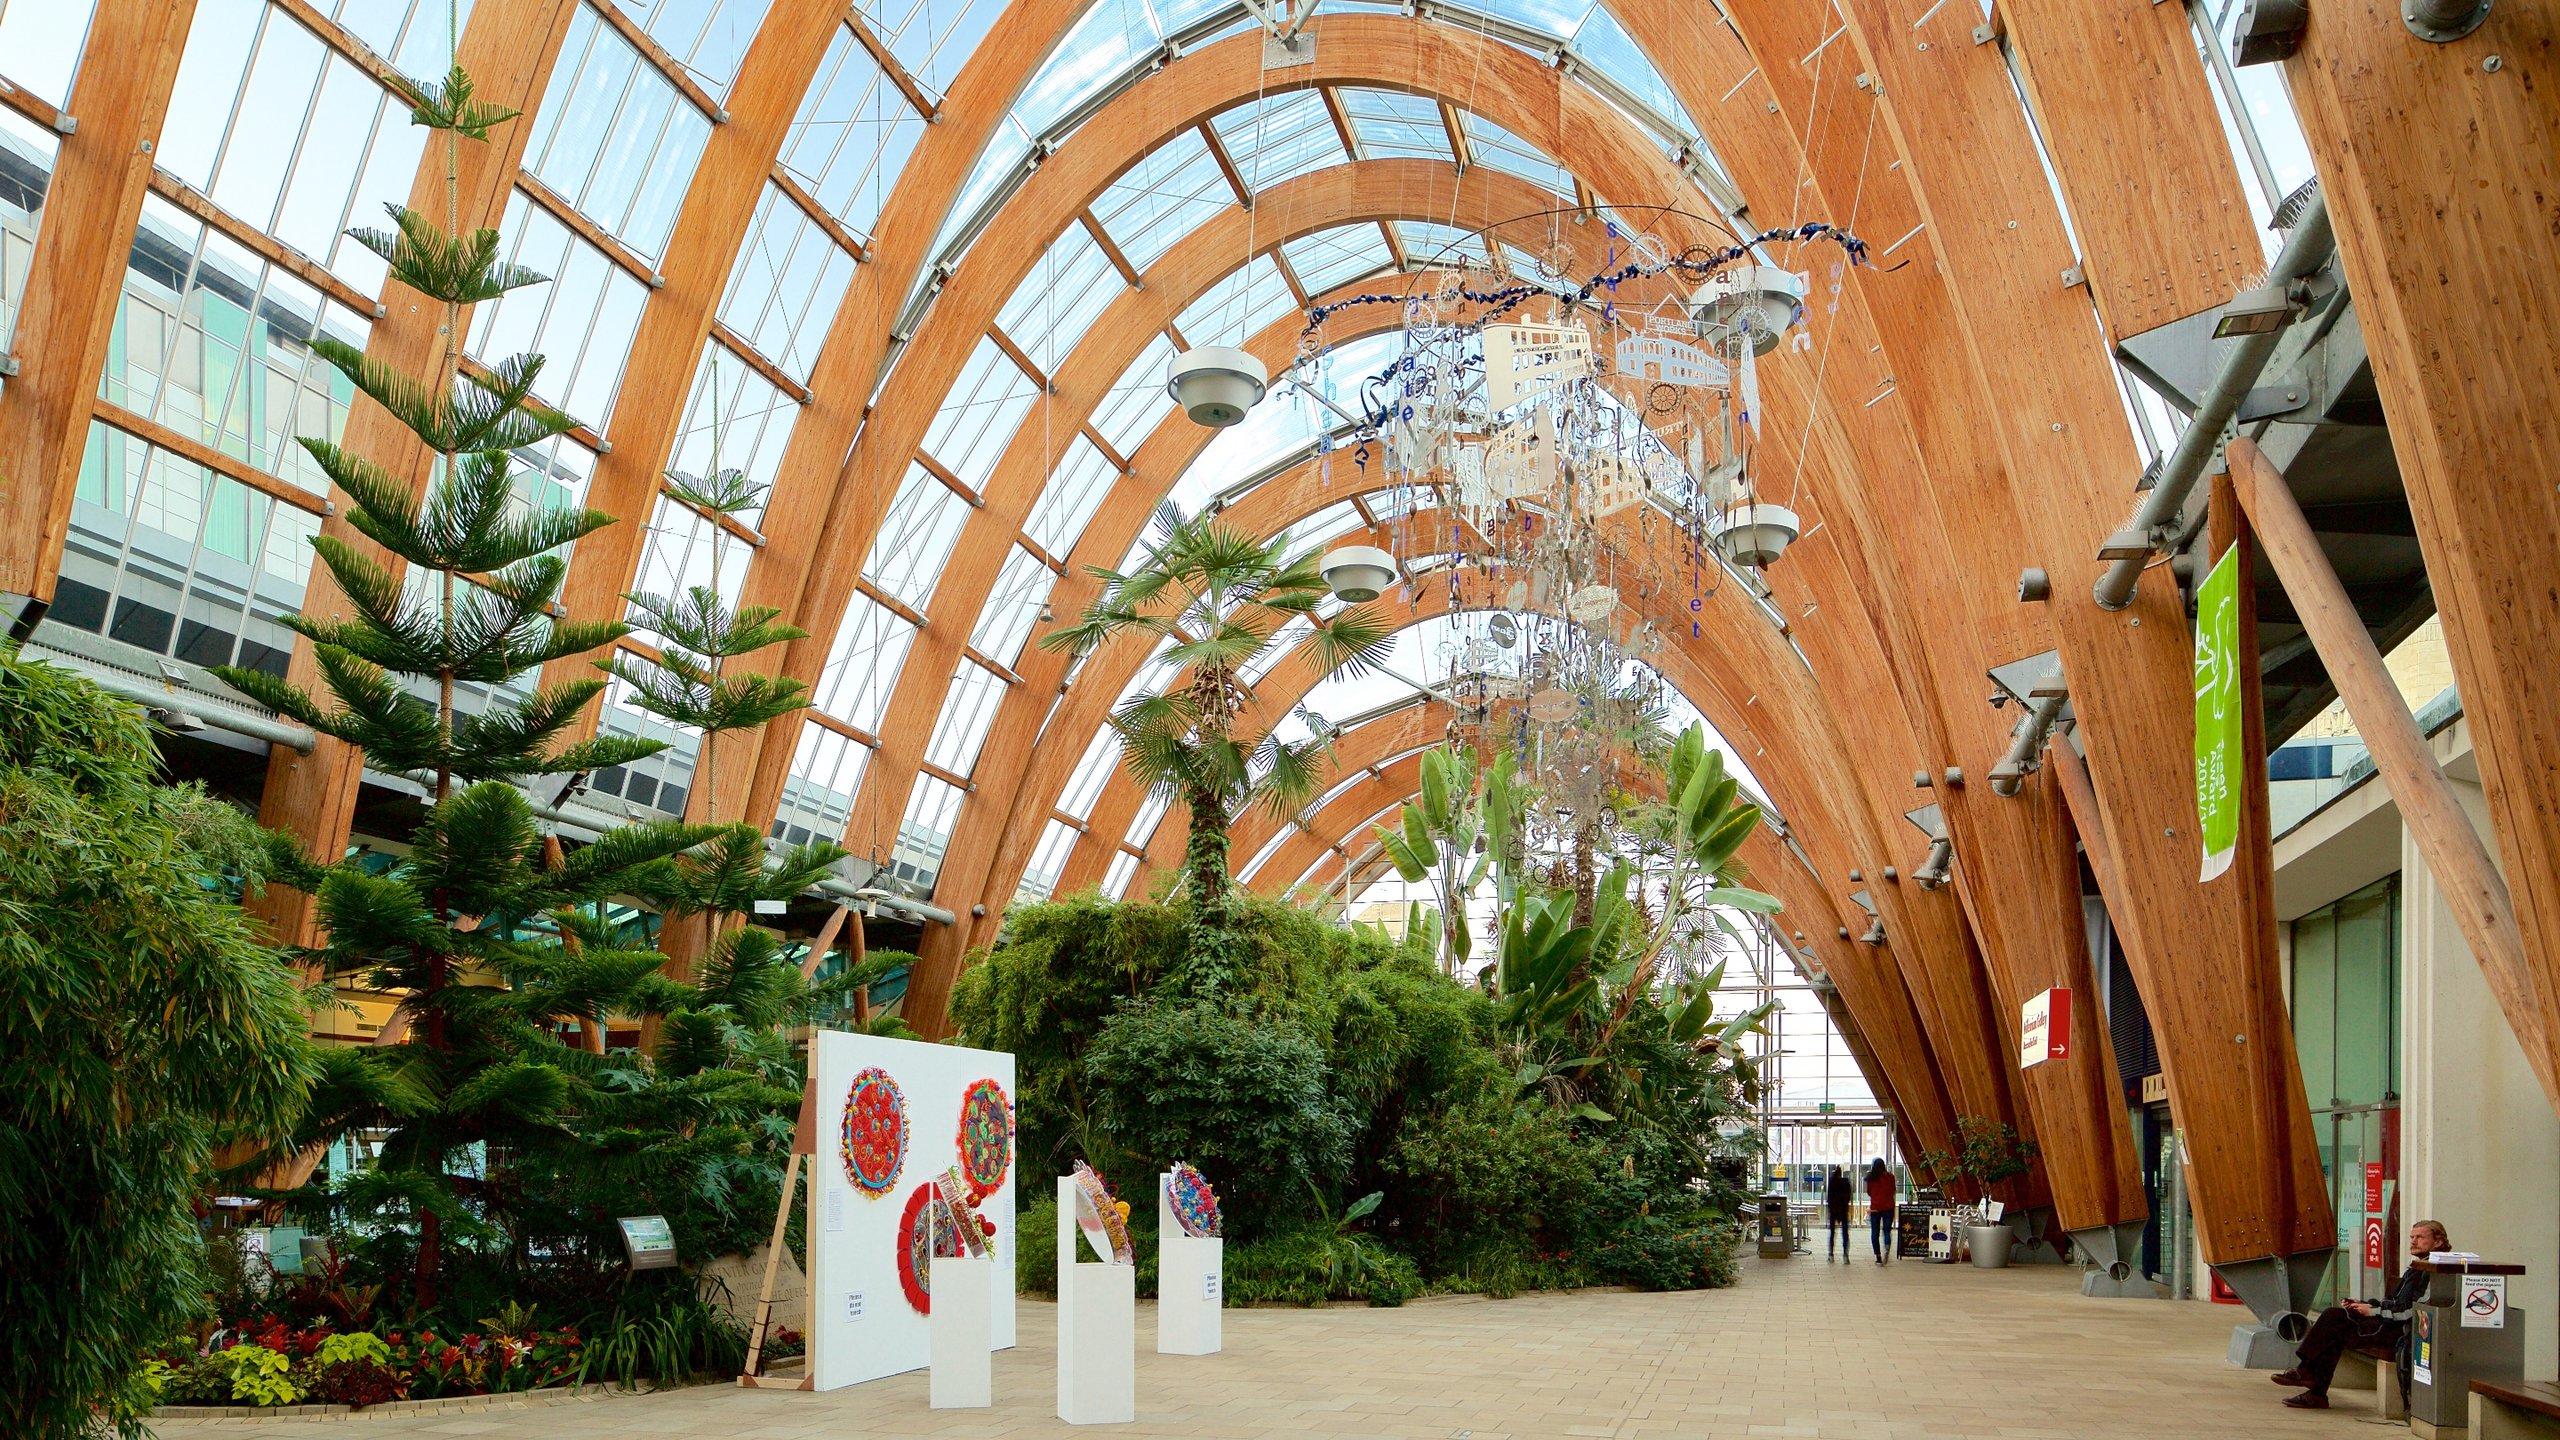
[2290,875,2400,1307]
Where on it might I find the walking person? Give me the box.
[1864,1159,1896,1264]
[2271,1219,2451,1409]
[1824,1166,1854,1261]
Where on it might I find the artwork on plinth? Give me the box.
[1069,1159,1136,1265]
[807,1032,1017,1392]
[1166,1162,1222,1239]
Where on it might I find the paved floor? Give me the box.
[154,1253,2374,1438]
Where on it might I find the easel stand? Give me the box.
[1155,1172,1222,1356]
[740,1090,817,1390]
[929,1253,994,1407]
[1055,1176,1135,1424]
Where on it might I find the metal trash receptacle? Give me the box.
[1757,1193,1793,1259]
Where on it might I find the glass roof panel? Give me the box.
[813,593,916,733]
[0,0,97,105]
[779,21,926,243]
[996,222,1128,373]
[1016,818,1079,902]
[1091,335,1179,455]
[969,545,1060,668]
[926,659,1009,775]
[1025,435,1122,558]
[855,0,1007,99]
[1058,727,1119,821]
[722,182,861,381]
[1174,255,1295,349]
[668,343,798,528]
[1397,220,1489,269]
[1209,91,1349,193]
[1466,113,1575,200]
[1282,226,1398,296]
[628,494,750,644]
[779,720,868,844]
[520,6,714,263]
[1090,130,1230,272]
[1101,850,1138,900]
[609,0,772,99]
[468,193,650,427]
[1338,87,1451,163]
[864,463,972,609]
[892,772,964,892]
[920,335,1041,490]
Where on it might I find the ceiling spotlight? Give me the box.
[1320,545,1398,603]
[147,705,204,733]
[2212,279,2302,339]
[2228,0,2307,65]
[1708,502,1801,569]
[1166,344,1267,427]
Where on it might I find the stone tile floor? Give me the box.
[153,1253,2375,1438]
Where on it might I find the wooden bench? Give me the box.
[2472,1379,2560,1440]
[2337,1346,2408,1420]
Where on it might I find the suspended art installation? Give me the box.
[1275,206,1863,835]
[896,1179,967,1313]
[1069,1160,1136,1266]
[1167,1162,1223,1239]
[955,1076,1014,1200]
[840,1066,908,1196]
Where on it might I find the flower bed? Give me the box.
[146,1314,585,1412]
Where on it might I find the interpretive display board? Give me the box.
[807,1031,1017,1391]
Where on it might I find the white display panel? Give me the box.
[807,1030,1017,1390]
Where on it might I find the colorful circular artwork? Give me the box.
[838,1067,907,1196]
[1167,1161,1222,1239]
[896,1181,966,1313]
[956,1078,1013,1199]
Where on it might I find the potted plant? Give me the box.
[1918,1117,2040,1268]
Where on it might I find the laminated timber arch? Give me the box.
[810,159,1668,848]
[1034,505,1980,1172]
[756,20,2047,1195]
[1605,4,2157,1232]
[1705,0,2330,1266]
[724,10,1787,835]
[2274,0,2560,1113]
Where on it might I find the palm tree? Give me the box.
[1041,504,1393,921]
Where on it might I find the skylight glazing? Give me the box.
[0,0,98,104]
[920,336,1041,491]
[813,593,917,734]
[470,195,649,424]
[609,0,772,99]
[1024,435,1123,558]
[857,0,1008,100]
[925,659,1008,774]
[1173,255,1295,349]
[995,223,1127,372]
[1281,226,1397,296]
[864,464,973,609]
[518,6,713,263]
[1090,336,1179,456]
[779,20,925,243]
[969,546,1060,668]
[722,184,861,382]
[1338,88,1451,164]
[1090,130,1231,272]
[1210,91,1350,193]
[668,345,798,525]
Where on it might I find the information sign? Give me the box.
[618,1214,679,1272]
[2018,988,2072,1068]
[2461,1274,2507,1329]
[2195,545,2243,882]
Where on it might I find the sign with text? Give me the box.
[2365,1218,2388,1269]
[2194,545,2243,882]
[2461,1274,2507,1329]
[618,1214,678,1272]
[2413,1308,2436,1385]
[2365,1162,2385,1214]
[2019,988,2072,1068]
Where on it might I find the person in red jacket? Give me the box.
[1863,1159,1897,1264]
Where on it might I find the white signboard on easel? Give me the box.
[807,1030,1017,1391]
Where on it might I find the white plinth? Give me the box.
[929,1255,993,1408]
[1156,1172,1223,1355]
[1056,1176,1135,1424]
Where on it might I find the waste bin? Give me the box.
[1756,1193,1793,1259]
[2407,1258,2528,1439]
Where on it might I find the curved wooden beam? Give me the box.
[0,0,199,605]
[725,10,1739,840]
[820,159,1617,845]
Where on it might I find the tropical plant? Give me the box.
[0,650,318,1440]
[1920,1115,2041,1196]
[1040,504,1393,933]
[210,55,726,1314]
[1373,741,1492,973]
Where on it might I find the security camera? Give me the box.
[1320,545,1398,603]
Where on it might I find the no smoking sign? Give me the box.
[2461,1275,2507,1330]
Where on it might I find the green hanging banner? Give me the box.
[2194,544,2243,882]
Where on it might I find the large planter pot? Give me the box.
[1968,1224,2014,1269]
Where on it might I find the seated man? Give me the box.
[2272,1219,2450,1409]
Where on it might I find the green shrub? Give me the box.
[1226,1220,1422,1307]
[1083,1000,1349,1238]
[1588,1217,1742,1292]
[1382,1099,1597,1274]
[1016,1196,1061,1297]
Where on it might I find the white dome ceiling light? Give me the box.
[1319,545,1398,603]
[1166,344,1268,428]
[1692,264,1810,356]
[1709,502,1802,570]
